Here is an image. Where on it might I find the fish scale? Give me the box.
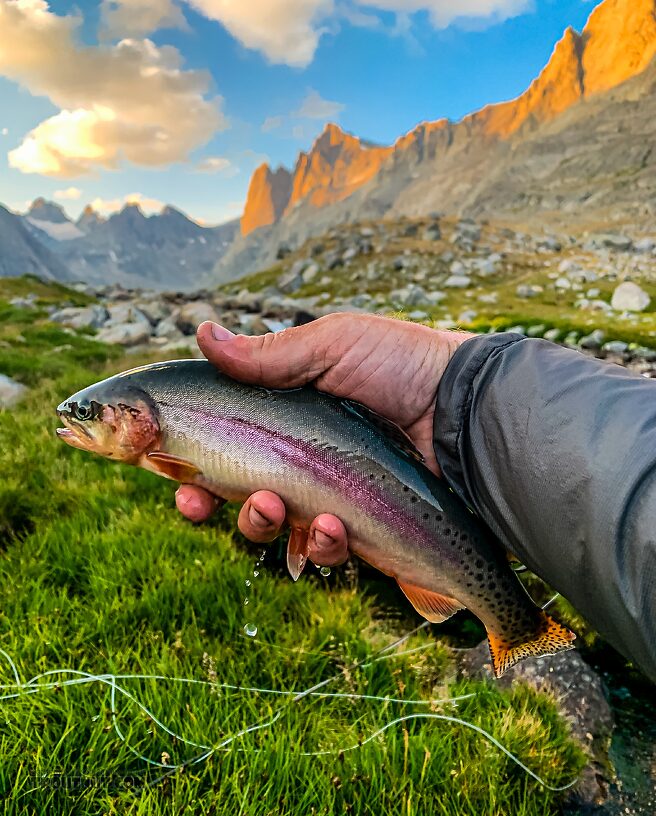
[56,359,575,677]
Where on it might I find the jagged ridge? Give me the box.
[240,0,656,237]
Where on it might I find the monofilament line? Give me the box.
[0,630,579,793]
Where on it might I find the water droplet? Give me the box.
[244,623,257,637]
[245,579,251,587]
[253,570,259,578]
[243,598,249,605]
[320,566,331,577]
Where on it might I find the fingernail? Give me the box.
[249,505,272,530]
[210,322,235,342]
[313,530,334,550]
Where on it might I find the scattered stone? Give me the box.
[580,329,606,351]
[50,305,109,330]
[457,310,478,324]
[176,302,219,335]
[276,242,292,260]
[634,237,655,254]
[536,236,562,252]
[544,328,562,342]
[516,284,542,298]
[342,247,358,262]
[588,233,633,252]
[9,295,37,310]
[302,263,320,284]
[611,282,651,312]
[527,324,546,337]
[96,322,151,346]
[407,310,428,321]
[277,260,308,294]
[444,275,472,289]
[422,223,442,241]
[0,374,27,408]
[603,340,629,355]
[554,277,572,290]
[105,303,151,327]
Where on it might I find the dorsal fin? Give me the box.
[342,400,424,463]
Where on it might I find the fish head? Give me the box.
[56,380,160,463]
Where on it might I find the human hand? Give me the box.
[176,313,473,566]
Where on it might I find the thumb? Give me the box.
[196,319,334,388]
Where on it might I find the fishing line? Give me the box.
[0,636,579,793]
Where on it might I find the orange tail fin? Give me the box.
[487,613,576,678]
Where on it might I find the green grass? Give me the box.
[0,279,588,814]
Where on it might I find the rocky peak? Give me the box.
[582,0,656,95]
[76,204,104,230]
[241,164,293,236]
[27,198,70,224]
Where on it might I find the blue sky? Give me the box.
[0,0,597,224]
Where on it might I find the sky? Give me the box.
[0,0,598,225]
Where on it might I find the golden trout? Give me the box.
[56,359,575,676]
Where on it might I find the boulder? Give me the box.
[0,374,27,408]
[175,302,219,335]
[611,282,651,312]
[105,303,151,327]
[459,643,614,808]
[516,285,542,298]
[444,275,472,289]
[50,305,108,330]
[96,322,151,346]
[278,260,308,294]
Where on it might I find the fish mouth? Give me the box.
[56,417,94,450]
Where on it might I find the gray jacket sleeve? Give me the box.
[434,333,656,682]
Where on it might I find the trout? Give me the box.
[56,359,575,677]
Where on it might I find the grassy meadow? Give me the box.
[0,278,589,814]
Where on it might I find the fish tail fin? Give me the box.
[487,612,576,678]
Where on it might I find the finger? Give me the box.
[196,318,339,388]
[308,514,349,566]
[238,490,287,543]
[176,485,223,522]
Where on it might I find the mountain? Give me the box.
[45,203,239,289]
[221,0,656,281]
[0,205,74,281]
[2,199,239,289]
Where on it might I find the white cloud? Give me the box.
[100,0,188,39]
[361,0,532,28]
[0,0,224,178]
[261,115,283,133]
[194,155,237,175]
[54,186,82,200]
[184,0,532,66]
[90,192,166,216]
[184,0,333,67]
[293,89,345,120]
[1,127,7,136]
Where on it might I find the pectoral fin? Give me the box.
[146,451,201,483]
[397,580,466,623]
[287,527,310,582]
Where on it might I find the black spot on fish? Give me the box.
[402,486,409,492]
[475,573,484,582]
[423,513,430,521]
[435,514,443,522]
[465,547,473,555]
[410,496,418,503]
[475,559,484,569]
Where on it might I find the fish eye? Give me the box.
[72,400,98,421]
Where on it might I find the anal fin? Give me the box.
[487,612,576,678]
[397,580,465,623]
[146,451,201,483]
[287,527,310,582]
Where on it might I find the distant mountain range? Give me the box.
[0,197,238,290]
[1,0,655,289]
